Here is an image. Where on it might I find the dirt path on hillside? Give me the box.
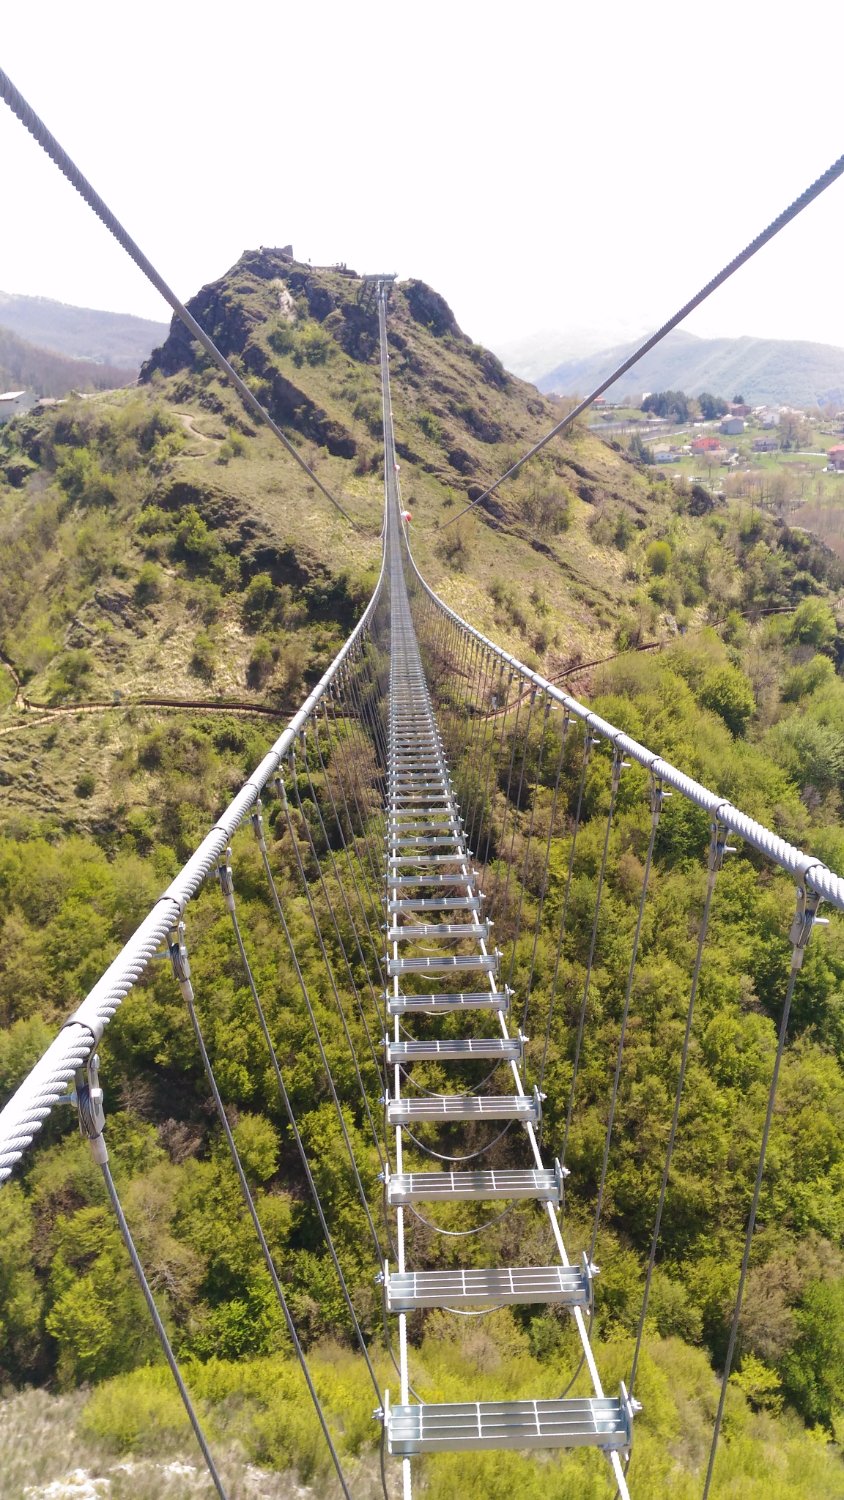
[0,694,289,738]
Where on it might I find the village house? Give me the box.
[0,390,35,424]
[753,437,778,452]
[720,416,745,436]
[691,435,721,453]
[828,445,844,472]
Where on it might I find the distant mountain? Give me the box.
[0,291,168,370]
[495,318,648,383]
[537,329,844,408]
[0,326,133,398]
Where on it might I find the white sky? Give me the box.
[2,0,844,364]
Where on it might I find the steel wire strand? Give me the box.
[344,662,390,873]
[180,976,353,1500]
[497,689,539,940]
[627,826,723,1406]
[462,647,497,856]
[99,1158,229,1500]
[535,729,595,1100]
[477,668,515,879]
[505,696,552,996]
[399,1120,515,1162]
[441,148,844,531]
[521,709,571,1039]
[485,686,527,914]
[559,751,624,1165]
[328,686,385,899]
[701,909,816,1500]
[286,760,389,1163]
[318,702,386,953]
[219,865,383,1408]
[255,806,391,1255]
[406,1200,520,1238]
[300,736,386,1058]
[588,788,663,1266]
[397,1062,503,1098]
[0,71,357,528]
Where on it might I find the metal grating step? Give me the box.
[386,922,490,942]
[383,1388,637,1455]
[385,1163,563,1204]
[385,1035,525,1064]
[387,897,482,914]
[387,875,476,889]
[383,1258,593,1311]
[387,953,499,976]
[385,1088,541,1125]
[387,990,510,1015]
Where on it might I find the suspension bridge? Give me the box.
[2,64,844,1500]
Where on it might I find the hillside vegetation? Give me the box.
[2,252,844,1497]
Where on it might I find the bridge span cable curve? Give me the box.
[0,66,357,528]
[442,147,844,529]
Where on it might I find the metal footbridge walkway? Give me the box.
[378,296,634,1492]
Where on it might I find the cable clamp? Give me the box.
[789,877,827,965]
[251,801,268,852]
[216,847,235,913]
[69,1051,108,1165]
[167,921,194,998]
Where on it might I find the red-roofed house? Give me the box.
[828,445,844,472]
[691,435,721,453]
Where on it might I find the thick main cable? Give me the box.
[0,66,356,527]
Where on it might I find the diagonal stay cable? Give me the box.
[442,148,844,529]
[166,925,353,1500]
[0,67,357,528]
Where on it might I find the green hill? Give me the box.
[2,251,844,1499]
[538,328,844,408]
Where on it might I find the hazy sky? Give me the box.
[2,1,844,365]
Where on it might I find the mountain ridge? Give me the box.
[0,290,168,369]
[537,327,844,407]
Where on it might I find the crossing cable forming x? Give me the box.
[0,66,357,527]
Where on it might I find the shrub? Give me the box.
[247,637,275,688]
[698,663,755,736]
[74,772,96,799]
[134,562,163,605]
[645,539,672,575]
[190,631,217,681]
[787,597,837,651]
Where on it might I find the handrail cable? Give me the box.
[0,66,357,527]
[442,148,844,529]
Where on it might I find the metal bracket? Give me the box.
[71,1051,108,1165]
[216,846,235,913]
[789,878,827,967]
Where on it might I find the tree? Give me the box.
[699,392,729,421]
[699,663,756,735]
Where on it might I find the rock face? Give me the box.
[404,280,461,338]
